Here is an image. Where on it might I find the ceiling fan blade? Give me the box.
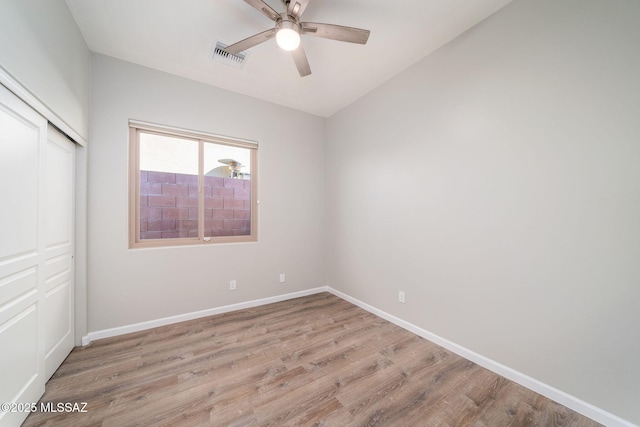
[292,43,311,77]
[243,0,279,21]
[287,0,310,18]
[224,28,277,54]
[301,22,370,44]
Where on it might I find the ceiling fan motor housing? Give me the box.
[276,14,300,32]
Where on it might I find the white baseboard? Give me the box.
[82,287,328,346]
[326,287,636,427]
[82,285,635,426]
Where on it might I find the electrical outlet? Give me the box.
[229,280,236,290]
[398,291,405,303]
[279,273,285,283]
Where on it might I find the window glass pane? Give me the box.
[203,142,252,237]
[139,132,199,240]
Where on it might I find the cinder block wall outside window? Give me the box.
[139,171,251,239]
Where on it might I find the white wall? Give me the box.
[88,54,325,332]
[325,0,640,423]
[0,0,90,141]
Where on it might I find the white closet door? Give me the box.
[0,84,47,426]
[0,85,76,426]
[43,125,75,380]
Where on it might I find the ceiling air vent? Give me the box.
[212,42,249,69]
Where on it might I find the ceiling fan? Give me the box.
[224,0,371,77]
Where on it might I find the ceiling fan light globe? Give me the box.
[276,21,300,51]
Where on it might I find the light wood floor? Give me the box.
[24,292,601,426]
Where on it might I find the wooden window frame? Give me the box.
[128,120,258,248]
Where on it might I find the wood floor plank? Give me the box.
[23,292,602,427]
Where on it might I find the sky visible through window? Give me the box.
[140,132,251,176]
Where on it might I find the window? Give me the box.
[129,121,257,248]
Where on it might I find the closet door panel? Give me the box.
[0,84,47,427]
[42,126,75,380]
[0,96,39,259]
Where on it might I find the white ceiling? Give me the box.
[65,0,513,118]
